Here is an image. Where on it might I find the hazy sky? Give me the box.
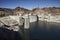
[0,0,60,9]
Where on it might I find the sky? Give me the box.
[0,0,60,10]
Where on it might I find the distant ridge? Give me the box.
[0,7,60,17]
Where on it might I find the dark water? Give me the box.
[0,27,22,40]
[29,21,60,40]
[0,21,60,40]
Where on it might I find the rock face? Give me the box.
[0,7,60,17]
[13,7,29,15]
[0,7,30,17]
[0,8,13,17]
[42,7,60,15]
[33,7,60,14]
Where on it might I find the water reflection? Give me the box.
[0,21,60,40]
[0,27,22,40]
[30,21,60,40]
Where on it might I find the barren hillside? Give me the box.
[0,7,60,17]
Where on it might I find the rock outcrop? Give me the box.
[42,7,60,15]
[0,8,13,17]
[0,7,60,17]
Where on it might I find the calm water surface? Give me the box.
[29,21,60,40]
[0,21,60,40]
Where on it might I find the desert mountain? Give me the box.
[0,8,13,17]
[0,7,60,17]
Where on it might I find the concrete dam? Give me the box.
[0,13,60,31]
[0,13,60,40]
[0,14,38,31]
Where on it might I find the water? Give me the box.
[0,21,60,40]
[29,21,60,40]
[0,27,22,40]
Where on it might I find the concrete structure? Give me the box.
[24,18,29,29]
[37,13,60,23]
[22,13,37,22]
[0,12,60,31]
[29,15,37,22]
[0,16,18,26]
[0,15,24,31]
[0,16,19,31]
[9,15,23,25]
[21,13,30,29]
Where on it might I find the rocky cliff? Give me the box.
[0,8,13,17]
[42,7,60,15]
[0,7,30,17]
[0,7,60,17]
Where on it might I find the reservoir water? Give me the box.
[29,21,60,40]
[0,21,60,40]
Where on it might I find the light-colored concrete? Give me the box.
[24,18,29,29]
